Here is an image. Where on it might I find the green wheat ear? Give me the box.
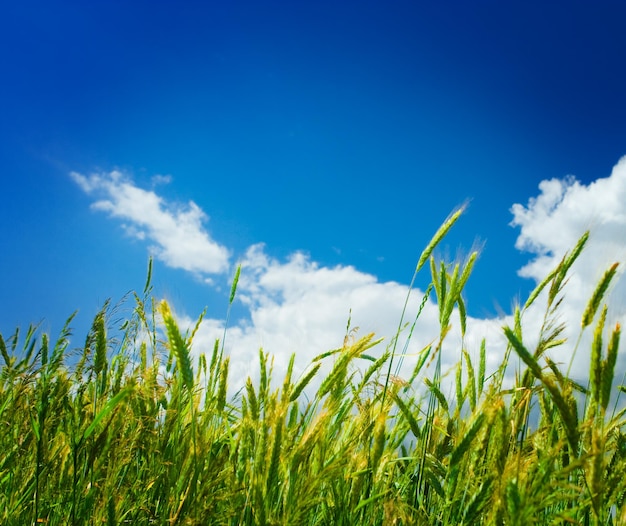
[415,205,466,273]
[602,322,621,412]
[0,332,10,366]
[229,264,241,305]
[160,300,194,392]
[581,262,619,328]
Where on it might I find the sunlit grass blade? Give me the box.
[82,386,133,441]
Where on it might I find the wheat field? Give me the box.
[1,210,624,525]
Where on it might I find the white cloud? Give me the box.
[71,159,626,399]
[201,156,626,395]
[70,170,230,276]
[509,155,626,383]
[187,247,514,400]
[511,158,626,283]
[151,174,173,186]
[181,242,447,394]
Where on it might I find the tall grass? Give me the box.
[1,214,625,525]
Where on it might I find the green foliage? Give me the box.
[1,215,625,525]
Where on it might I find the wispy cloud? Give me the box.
[70,170,231,276]
[151,174,173,186]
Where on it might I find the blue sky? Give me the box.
[2,1,626,387]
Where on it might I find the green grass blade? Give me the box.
[82,387,132,441]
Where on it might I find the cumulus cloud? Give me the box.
[71,159,626,397]
[193,156,626,394]
[177,243,447,394]
[509,155,626,383]
[511,158,626,284]
[70,170,230,276]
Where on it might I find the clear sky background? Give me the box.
[2,1,626,388]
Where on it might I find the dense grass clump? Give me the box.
[1,211,625,525]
